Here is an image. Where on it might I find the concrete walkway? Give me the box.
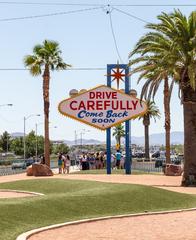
[29,210,196,240]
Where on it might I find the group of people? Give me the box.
[79,150,124,170]
[79,152,106,170]
[58,153,70,174]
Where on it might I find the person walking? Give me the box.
[62,154,66,174]
[100,153,104,169]
[95,152,100,169]
[115,150,122,169]
[89,154,95,169]
[58,153,63,174]
[81,154,86,170]
[111,154,115,169]
[65,154,71,174]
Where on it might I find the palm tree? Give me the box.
[112,124,125,150]
[129,10,196,185]
[24,40,71,167]
[139,101,160,160]
[129,31,176,165]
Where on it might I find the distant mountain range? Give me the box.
[62,131,184,146]
[64,131,184,146]
[11,131,184,146]
[11,132,24,138]
[131,131,184,145]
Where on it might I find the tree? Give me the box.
[10,131,46,157]
[10,137,24,156]
[139,101,160,160]
[129,57,174,164]
[129,10,196,185]
[53,143,69,155]
[24,40,71,167]
[0,131,11,152]
[112,124,125,150]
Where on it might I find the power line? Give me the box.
[113,7,149,24]
[112,4,196,7]
[0,6,102,22]
[0,67,106,71]
[108,9,124,64]
[0,2,105,6]
[0,2,195,7]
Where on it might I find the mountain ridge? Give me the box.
[11,131,184,146]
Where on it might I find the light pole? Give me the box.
[75,130,77,145]
[79,129,90,153]
[0,104,13,107]
[24,114,40,160]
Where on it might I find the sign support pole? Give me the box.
[106,64,112,174]
[106,63,132,174]
[125,66,131,174]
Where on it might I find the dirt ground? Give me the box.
[0,190,36,198]
[29,211,196,240]
[1,173,196,240]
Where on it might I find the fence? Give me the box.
[0,166,26,176]
[131,160,163,173]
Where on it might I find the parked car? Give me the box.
[135,152,145,158]
[151,151,160,158]
[11,160,26,169]
[25,159,35,167]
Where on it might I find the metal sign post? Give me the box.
[106,64,131,174]
[125,66,131,174]
[58,63,147,175]
[106,65,112,174]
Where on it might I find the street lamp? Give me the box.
[0,104,13,107]
[24,114,40,160]
[80,129,90,153]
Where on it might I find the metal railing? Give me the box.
[0,166,26,176]
[131,160,163,173]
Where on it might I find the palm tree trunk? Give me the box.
[182,101,196,186]
[143,115,150,161]
[43,65,50,167]
[164,77,171,164]
[118,136,121,148]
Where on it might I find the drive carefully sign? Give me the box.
[58,85,147,130]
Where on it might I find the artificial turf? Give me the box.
[0,179,196,240]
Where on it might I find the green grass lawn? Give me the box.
[0,179,196,240]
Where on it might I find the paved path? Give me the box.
[0,191,33,198]
[29,210,196,240]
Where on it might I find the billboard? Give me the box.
[58,85,147,130]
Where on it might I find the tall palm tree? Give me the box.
[112,124,125,150]
[24,40,71,167]
[129,33,176,165]
[129,10,196,185]
[139,101,160,160]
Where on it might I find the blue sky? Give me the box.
[0,0,195,141]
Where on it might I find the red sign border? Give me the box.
[58,85,147,130]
